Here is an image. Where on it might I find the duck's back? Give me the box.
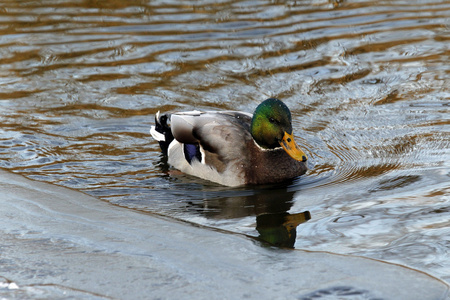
[152,110,254,186]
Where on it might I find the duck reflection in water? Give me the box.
[165,176,312,248]
[202,186,310,248]
[256,210,311,248]
[252,187,311,248]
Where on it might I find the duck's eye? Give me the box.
[269,117,276,124]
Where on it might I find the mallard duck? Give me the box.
[150,98,308,186]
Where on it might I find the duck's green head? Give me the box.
[251,98,308,162]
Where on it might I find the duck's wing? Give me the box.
[171,110,253,163]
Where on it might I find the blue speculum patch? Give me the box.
[183,143,202,164]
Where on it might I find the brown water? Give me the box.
[0,0,449,284]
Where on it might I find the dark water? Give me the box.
[0,0,449,283]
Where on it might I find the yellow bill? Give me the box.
[280,132,308,162]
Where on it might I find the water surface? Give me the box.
[0,0,449,283]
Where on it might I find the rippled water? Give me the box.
[0,0,449,283]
